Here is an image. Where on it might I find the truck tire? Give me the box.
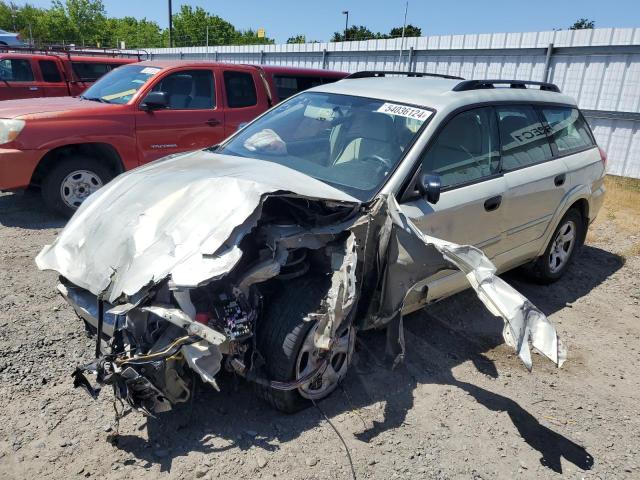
[41,156,114,218]
[524,208,584,284]
[253,275,355,413]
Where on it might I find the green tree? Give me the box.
[52,0,106,45]
[389,24,422,37]
[287,34,306,44]
[172,5,236,47]
[331,25,382,42]
[570,18,595,30]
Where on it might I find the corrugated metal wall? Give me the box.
[142,28,640,178]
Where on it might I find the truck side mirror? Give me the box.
[141,91,169,111]
[418,173,441,204]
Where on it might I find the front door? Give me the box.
[399,106,507,304]
[0,57,40,100]
[135,68,225,164]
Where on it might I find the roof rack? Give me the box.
[452,79,560,93]
[346,70,464,80]
[0,44,149,60]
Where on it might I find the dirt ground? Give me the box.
[0,182,639,480]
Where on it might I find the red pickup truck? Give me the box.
[0,60,346,215]
[0,52,137,100]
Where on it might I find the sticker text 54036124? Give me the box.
[376,103,433,121]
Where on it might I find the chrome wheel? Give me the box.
[60,169,103,208]
[296,323,355,400]
[548,220,576,274]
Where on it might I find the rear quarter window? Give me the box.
[39,60,62,82]
[273,75,322,100]
[0,58,34,81]
[224,71,257,108]
[72,62,112,82]
[540,106,594,154]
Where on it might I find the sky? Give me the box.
[13,0,640,43]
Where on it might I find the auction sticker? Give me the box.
[376,103,432,121]
[141,67,162,75]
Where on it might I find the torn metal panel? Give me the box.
[383,196,566,369]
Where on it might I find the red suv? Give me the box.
[0,52,137,100]
[0,60,346,216]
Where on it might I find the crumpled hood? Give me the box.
[36,150,358,303]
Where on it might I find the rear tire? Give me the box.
[253,275,355,413]
[41,156,114,218]
[524,208,583,284]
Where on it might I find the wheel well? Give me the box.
[568,198,589,245]
[30,143,124,187]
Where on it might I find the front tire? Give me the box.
[41,156,114,217]
[525,208,584,283]
[254,275,355,413]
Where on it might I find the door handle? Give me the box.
[484,195,502,212]
[554,173,566,186]
[206,118,220,127]
[29,87,39,91]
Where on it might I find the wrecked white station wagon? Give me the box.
[36,72,605,415]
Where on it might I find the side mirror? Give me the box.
[418,173,441,204]
[140,91,169,111]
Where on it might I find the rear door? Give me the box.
[0,57,40,100]
[135,67,225,164]
[37,59,69,97]
[399,106,507,302]
[221,68,271,137]
[495,104,568,261]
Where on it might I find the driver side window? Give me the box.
[152,70,215,110]
[421,107,499,188]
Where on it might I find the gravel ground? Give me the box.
[0,190,639,480]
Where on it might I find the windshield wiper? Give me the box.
[80,95,110,104]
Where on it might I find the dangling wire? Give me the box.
[311,398,357,480]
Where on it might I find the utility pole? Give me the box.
[397,1,408,67]
[342,10,349,41]
[168,0,173,47]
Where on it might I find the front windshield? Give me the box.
[81,65,163,104]
[217,92,432,201]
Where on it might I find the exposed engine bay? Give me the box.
[36,152,566,417]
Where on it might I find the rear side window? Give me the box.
[224,71,257,108]
[540,107,594,153]
[273,75,322,100]
[72,62,111,82]
[39,60,62,82]
[496,106,553,170]
[152,70,215,110]
[0,58,34,81]
[421,107,499,188]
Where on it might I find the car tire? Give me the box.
[253,275,355,413]
[524,208,584,284]
[41,156,114,218]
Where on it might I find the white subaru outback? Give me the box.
[37,72,605,416]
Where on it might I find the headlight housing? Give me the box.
[0,119,25,144]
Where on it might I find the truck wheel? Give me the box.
[41,156,114,217]
[254,275,356,413]
[524,208,584,284]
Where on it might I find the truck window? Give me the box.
[72,62,111,82]
[273,75,322,100]
[39,60,62,82]
[224,71,257,108]
[539,106,594,154]
[0,58,34,81]
[152,70,215,110]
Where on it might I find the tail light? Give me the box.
[598,147,608,167]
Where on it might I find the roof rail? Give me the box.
[346,70,464,80]
[452,79,560,93]
[0,44,149,60]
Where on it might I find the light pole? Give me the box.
[168,0,173,47]
[342,10,349,41]
[398,1,408,67]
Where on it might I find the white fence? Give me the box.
[143,28,640,178]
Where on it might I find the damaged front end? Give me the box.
[37,152,565,417]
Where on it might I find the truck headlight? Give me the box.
[0,119,25,144]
